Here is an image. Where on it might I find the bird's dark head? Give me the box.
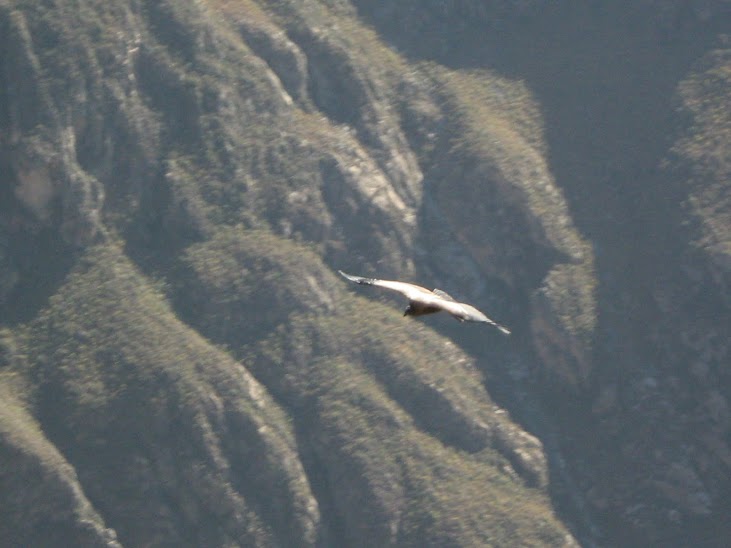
[403,304,415,317]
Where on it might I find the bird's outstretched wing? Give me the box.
[338,270,511,335]
[455,302,511,334]
[432,289,456,301]
[338,270,435,301]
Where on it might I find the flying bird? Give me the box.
[338,270,511,335]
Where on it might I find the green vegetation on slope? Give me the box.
[16,243,319,547]
[674,48,731,266]
[174,227,570,545]
[0,0,589,545]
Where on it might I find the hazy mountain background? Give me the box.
[1,1,730,546]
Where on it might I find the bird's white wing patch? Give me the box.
[432,288,457,302]
[372,279,435,301]
[434,299,471,317]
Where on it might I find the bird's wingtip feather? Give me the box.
[338,270,361,283]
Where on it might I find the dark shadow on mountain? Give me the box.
[352,3,731,545]
[0,222,77,326]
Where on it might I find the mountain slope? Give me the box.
[0,0,579,546]
[2,0,730,546]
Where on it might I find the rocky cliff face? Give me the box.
[0,0,729,546]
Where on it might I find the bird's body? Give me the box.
[338,270,511,335]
